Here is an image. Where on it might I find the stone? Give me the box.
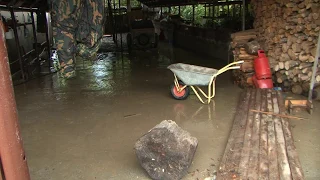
[134,120,198,180]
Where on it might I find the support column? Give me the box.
[44,11,51,72]
[9,8,25,80]
[192,4,195,25]
[242,0,245,30]
[0,20,30,180]
[30,12,40,71]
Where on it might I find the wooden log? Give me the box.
[282,43,289,53]
[285,60,299,70]
[239,54,257,60]
[247,90,262,179]
[308,56,315,63]
[272,92,293,179]
[299,62,313,69]
[217,90,252,179]
[238,90,256,178]
[302,67,312,74]
[302,81,310,92]
[292,84,303,94]
[276,91,305,179]
[299,74,310,81]
[288,49,299,61]
[258,90,269,179]
[279,62,285,69]
[277,74,288,83]
[241,62,254,72]
[266,90,280,180]
[280,53,290,62]
[245,40,261,55]
[231,29,257,39]
[311,47,317,57]
[292,43,302,53]
[299,51,310,61]
[292,67,302,75]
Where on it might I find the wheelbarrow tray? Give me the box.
[167,63,218,86]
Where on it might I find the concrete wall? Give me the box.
[174,28,230,63]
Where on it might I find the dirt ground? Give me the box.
[13,42,320,180]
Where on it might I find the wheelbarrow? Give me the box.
[168,61,244,104]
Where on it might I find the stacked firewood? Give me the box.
[251,0,320,94]
[231,29,259,88]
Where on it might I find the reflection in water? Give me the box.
[173,101,216,122]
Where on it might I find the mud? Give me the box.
[14,42,320,180]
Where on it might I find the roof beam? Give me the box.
[30,0,42,8]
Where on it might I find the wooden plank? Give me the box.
[239,90,256,178]
[276,91,305,180]
[218,89,251,179]
[267,90,280,179]
[247,89,261,179]
[259,90,269,180]
[272,91,292,180]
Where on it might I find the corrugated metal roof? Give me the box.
[0,0,47,10]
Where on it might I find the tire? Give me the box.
[170,81,190,100]
[137,33,150,46]
[127,33,132,52]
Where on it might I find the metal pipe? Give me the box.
[9,8,26,80]
[308,32,320,101]
[242,0,245,30]
[118,0,123,52]
[30,12,40,71]
[113,0,118,47]
[0,20,30,180]
[44,12,51,72]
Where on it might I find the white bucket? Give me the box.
[5,29,14,39]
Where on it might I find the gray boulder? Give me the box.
[134,120,198,180]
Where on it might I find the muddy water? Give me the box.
[14,43,319,180]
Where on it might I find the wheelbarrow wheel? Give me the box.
[170,81,190,100]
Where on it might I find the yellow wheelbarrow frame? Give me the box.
[168,61,244,104]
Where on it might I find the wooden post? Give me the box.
[192,4,195,25]
[242,0,245,30]
[227,0,229,16]
[113,0,117,47]
[178,6,180,15]
[127,0,131,30]
[212,5,215,28]
[118,0,122,52]
[0,20,30,180]
[9,8,25,80]
[204,4,206,17]
[30,12,40,71]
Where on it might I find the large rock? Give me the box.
[134,120,198,180]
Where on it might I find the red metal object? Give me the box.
[254,50,272,79]
[252,76,273,89]
[0,20,30,180]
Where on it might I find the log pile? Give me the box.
[251,0,320,94]
[230,29,259,88]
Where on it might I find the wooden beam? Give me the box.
[30,0,42,8]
